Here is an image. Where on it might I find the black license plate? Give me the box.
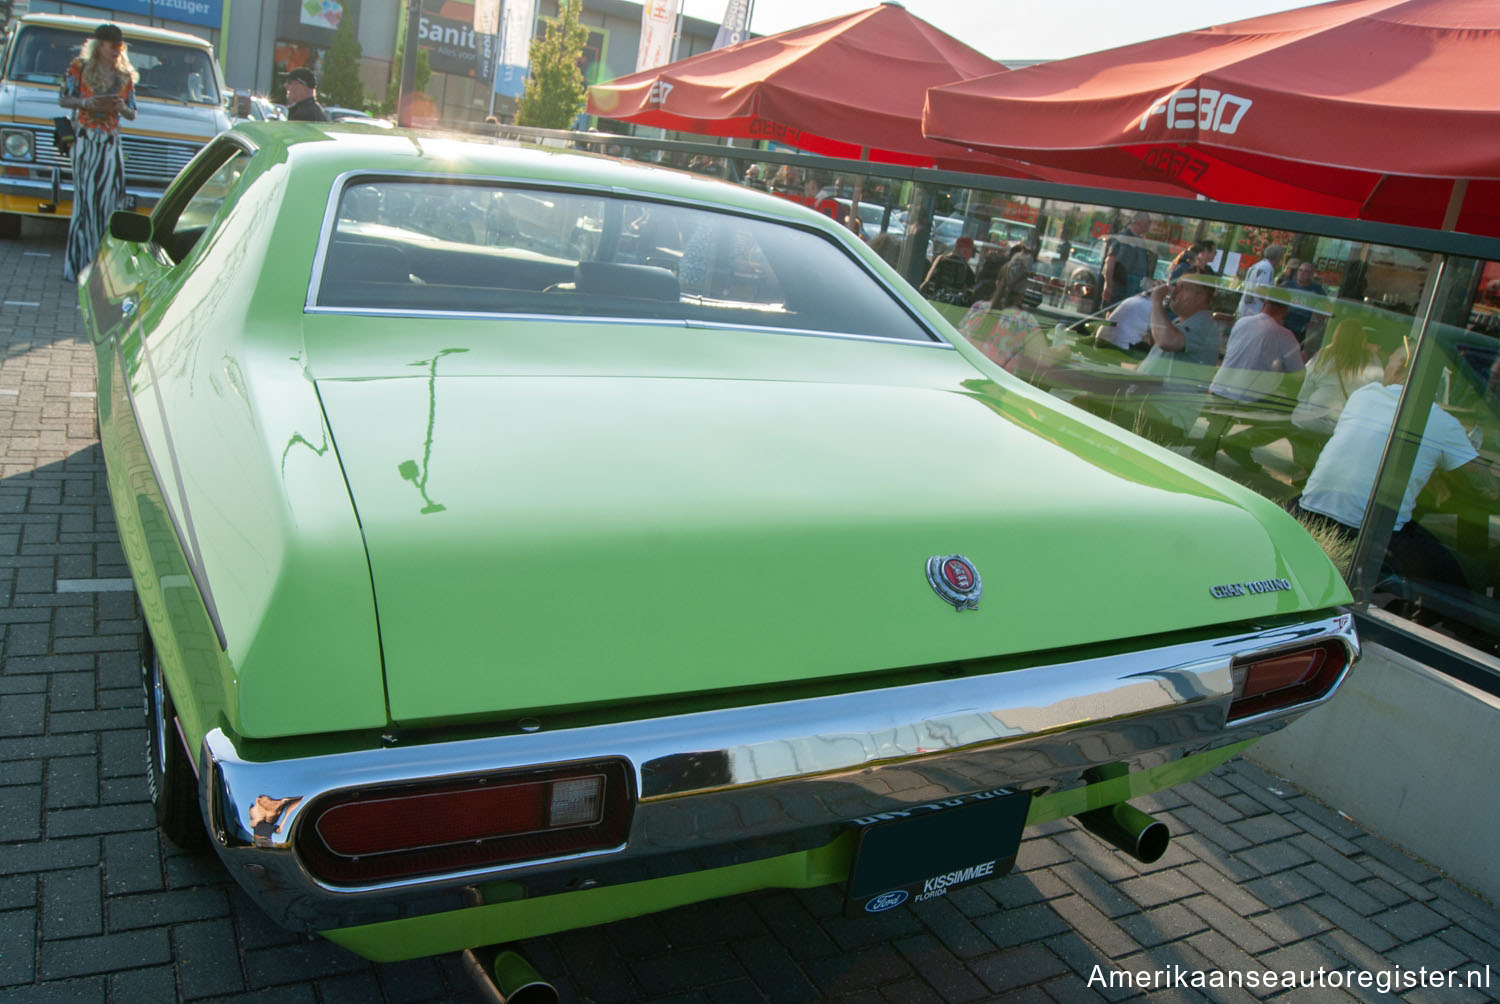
[118,194,137,211]
[845,788,1030,917]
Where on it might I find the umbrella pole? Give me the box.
[848,146,869,236]
[1442,179,1468,231]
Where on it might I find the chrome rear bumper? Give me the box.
[201,612,1356,931]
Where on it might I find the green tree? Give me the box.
[321,15,364,108]
[515,0,588,129]
[382,47,431,116]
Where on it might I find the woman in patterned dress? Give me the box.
[958,283,1053,378]
[58,23,137,282]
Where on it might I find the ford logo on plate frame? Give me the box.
[926,555,982,611]
[864,889,909,913]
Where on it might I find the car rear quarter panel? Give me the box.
[90,149,389,743]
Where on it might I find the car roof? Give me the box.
[18,13,214,50]
[235,122,837,225]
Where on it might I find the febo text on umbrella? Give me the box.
[1140,89,1253,136]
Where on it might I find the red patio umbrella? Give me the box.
[586,1,1190,193]
[588,3,1008,167]
[921,0,1500,236]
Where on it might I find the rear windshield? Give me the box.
[5,26,220,105]
[314,178,936,343]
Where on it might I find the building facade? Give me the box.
[5,0,723,124]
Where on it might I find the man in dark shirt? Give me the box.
[1279,260,1327,345]
[284,67,328,122]
[920,236,977,305]
[1101,212,1157,309]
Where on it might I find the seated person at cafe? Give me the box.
[1290,318,1383,439]
[1135,271,1219,436]
[1292,347,1492,592]
[1169,240,1217,282]
[1205,295,1306,469]
[1095,280,1159,352]
[1209,294,1305,405]
[957,282,1052,376]
[1279,260,1327,345]
[921,235,977,304]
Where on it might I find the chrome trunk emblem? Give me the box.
[927,555,982,611]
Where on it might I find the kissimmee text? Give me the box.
[1089,964,1492,994]
[914,860,995,902]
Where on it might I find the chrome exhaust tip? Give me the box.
[1075,800,1171,863]
[460,947,560,1004]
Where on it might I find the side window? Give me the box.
[152,146,251,264]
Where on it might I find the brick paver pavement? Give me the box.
[4,218,1499,1003]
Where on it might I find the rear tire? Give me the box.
[141,632,205,848]
[0,213,21,239]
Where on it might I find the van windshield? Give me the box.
[5,26,220,105]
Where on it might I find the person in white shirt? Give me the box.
[1210,297,1305,404]
[1236,243,1285,317]
[1293,348,1493,593]
[1095,284,1157,351]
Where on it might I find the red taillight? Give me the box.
[1227,640,1348,722]
[296,761,632,885]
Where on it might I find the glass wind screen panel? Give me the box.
[319,179,933,342]
[1345,263,1500,657]
[931,190,1500,652]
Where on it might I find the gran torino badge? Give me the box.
[1209,577,1292,599]
[927,555,982,611]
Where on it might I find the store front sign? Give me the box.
[300,0,344,31]
[420,13,495,80]
[110,0,224,30]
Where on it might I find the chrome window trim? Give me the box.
[202,612,1356,931]
[303,167,946,345]
[302,304,958,350]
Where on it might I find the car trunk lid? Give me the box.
[315,359,1339,726]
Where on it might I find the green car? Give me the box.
[82,122,1357,963]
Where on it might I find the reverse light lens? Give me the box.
[3,130,34,161]
[549,775,604,827]
[297,761,632,885]
[1227,641,1348,722]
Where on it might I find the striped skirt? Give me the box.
[63,128,126,282]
